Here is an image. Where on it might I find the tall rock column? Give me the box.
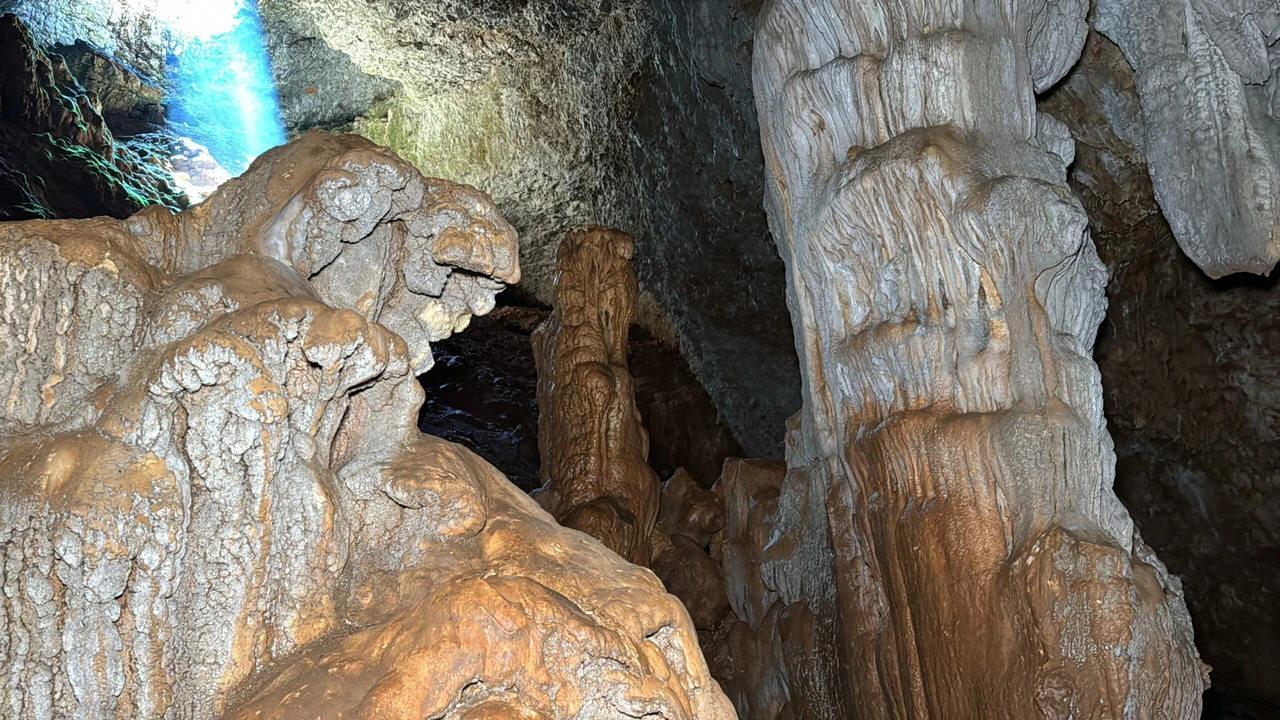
[751,1,1207,717]
[532,226,661,566]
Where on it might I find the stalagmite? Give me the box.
[0,134,734,719]
[748,0,1208,716]
[532,226,662,566]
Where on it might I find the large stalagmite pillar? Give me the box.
[751,1,1207,717]
[532,226,661,566]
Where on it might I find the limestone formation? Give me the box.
[1096,0,1280,277]
[650,468,729,631]
[705,458,794,719]
[750,0,1207,716]
[1043,28,1280,705]
[532,226,662,566]
[0,133,733,719]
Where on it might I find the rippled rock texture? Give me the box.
[532,227,662,566]
[0,14,182,221]
[1096,0,1280,277]
[0,133,733,719]
[749,0,1206,716]
[1044,27,1280,706]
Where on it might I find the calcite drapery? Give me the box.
[0,133,734,719]
[750,0,1207,717]
[532,226,662,566]
[1096,0,1280,278]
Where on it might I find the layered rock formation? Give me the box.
[0,0,166,82]
[1096,0,1280,277]
[0,133,733,719]
[1044,28,1280,706]
[749,0,1207,716]
[532,227,662,566]
[0,13,183,220]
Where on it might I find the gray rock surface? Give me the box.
[260,0,800,457]
[1044,27,1280,706]
[0,0,166,81]
[1096,0,1280,277]
[261,13,399,132]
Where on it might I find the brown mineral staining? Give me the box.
[532,226,662,566]
[742,0,1208,715]
[650,468,730,631]
[0,135,733,719]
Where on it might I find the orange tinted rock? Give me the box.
[531,226,661,566]
[0,137,733,719]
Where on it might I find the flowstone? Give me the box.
[746,0,1208,716]
[0,133,733,720]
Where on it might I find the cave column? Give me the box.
[751,0,1206,716]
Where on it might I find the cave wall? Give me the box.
[260,0,800,458]
[0,0,166,81]
[1044,27,1280,705]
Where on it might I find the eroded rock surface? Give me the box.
[749,0,1206,715]
[1096,0,1280,277]
[532,227,662,566]
[260,0,801,459]
[0,133,733,719]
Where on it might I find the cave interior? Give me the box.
[0,0,1277,718]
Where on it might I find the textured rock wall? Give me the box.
[750,0,1206,716]
[1044,27,1280,706]
[0,0,166,82]
[0,133,733,719]
[260,0,800,458]
[1095,0,1280,277]
[0,14,182,220]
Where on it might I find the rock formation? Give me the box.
[56,39,165,136]
[532,226,662,566]
[259,0,801,459]
[704,458,795,719]
[749,0,1207,716]
[1044,28,1280,706]
[1096,0,1280,277]
[0,133,733,719]
[0,13,183,220]
[650,468,729,631]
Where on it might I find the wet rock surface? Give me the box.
[417,306,546,492]
[531,227,662,566]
